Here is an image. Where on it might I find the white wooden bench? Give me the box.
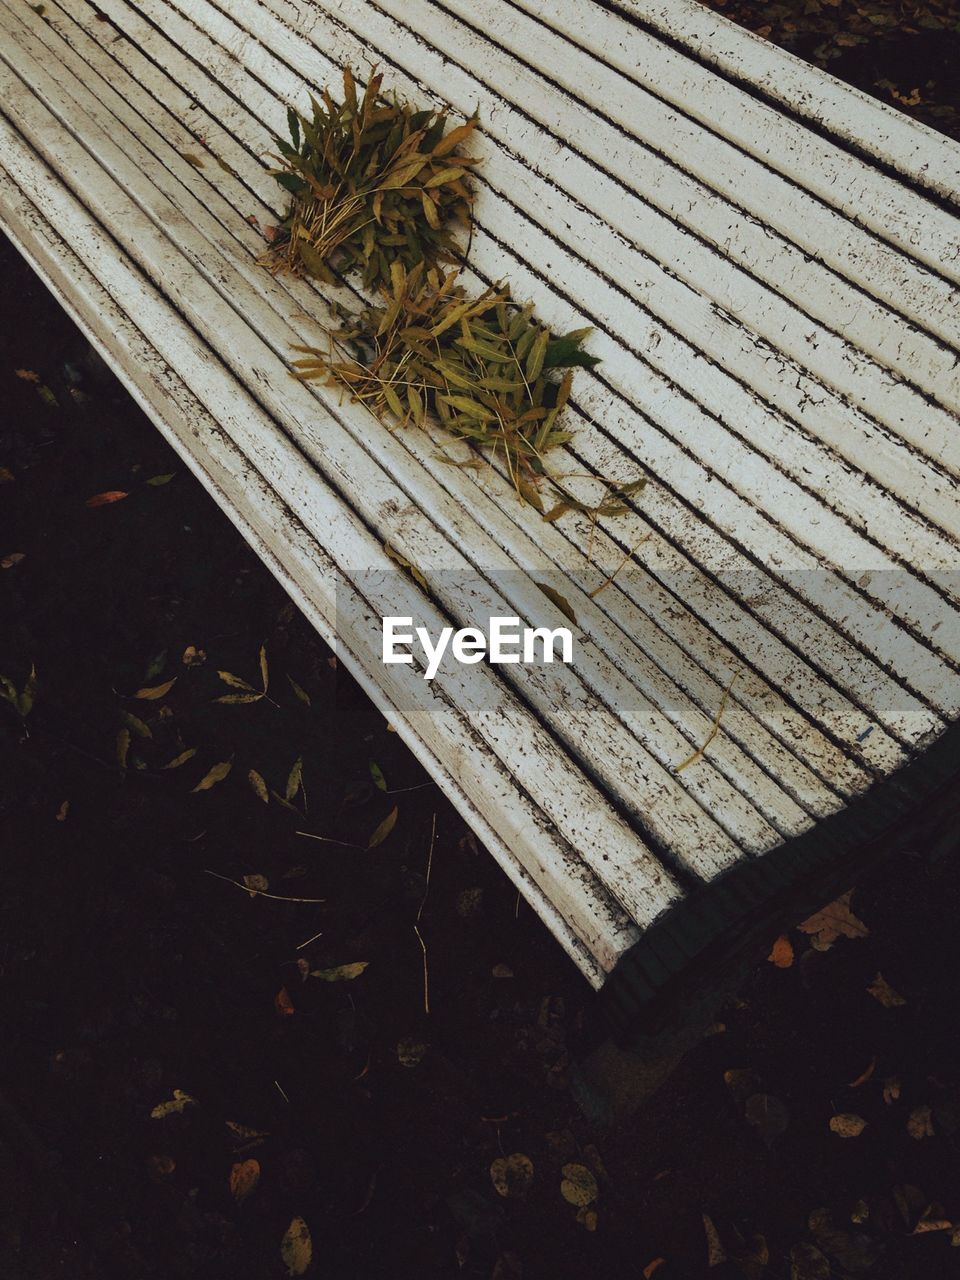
[2,0,959,1037]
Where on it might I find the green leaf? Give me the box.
[285,756,303,803]
[287,675,311,706]
[146,473,176,486]
[369,760,387,791]
[287,105,300,149]
[310,961,369,981]
[121,710,152,739]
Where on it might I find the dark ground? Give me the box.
[2,14,960,1277]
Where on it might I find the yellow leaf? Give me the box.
[560,1163,598,1207]
[116,727,131,769]
[259,645,269,693]
[218,670,256,691]
[432,119,477,157]
[192,759,233,792]
[280,1216,312,1276]
[229,1158,260,1205]
[133,677,177,700]
[310,962,369,982]
[162,747,197,770]
[576,1206,598,1231]
[367,805,398,849]
[768,934,794,968]
[490,1153,534,1199]
[829,1113,867,1138]
[248,770,269,804]
[215,693,264,705]
[151,1088,197,1119]
[55,800,69,822]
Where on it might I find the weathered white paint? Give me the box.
[1,0,958,985]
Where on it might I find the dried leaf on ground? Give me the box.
[229,1158,260,1205]
[907,1105,934,1139]
[790,1242,830,1280]
[829,1113,867,1138]
[310,962,368,982]
[867,973,906,1007]
[1,552,25,569]
[280,1216,312,1276]
[397,1036,427,1067]
[366,805,398,849]
[798,891,868,951]
[192,759,233,792]
[85,490,128,507]
[133,677,177,700]
[247,770,269,804]
[275,987,295,1017]
[242,874,269,896]
[768,933,794,968]
[490,1153,534,1199]
[883,1076,902,1105]
[848,1057,876,1087]
[150,1089,197,1119]
[703,1213,727,1266]
[560,1163,599,1207]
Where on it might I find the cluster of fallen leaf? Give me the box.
[149,1090,312,1275]
[265,66,476,290]
[267,67,642,514]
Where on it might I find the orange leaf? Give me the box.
[229,1158,261,1205]
[86,490,129,507]
[15,368,40,382]
[275,986,295,1017]
[767,934,794,968]
[849,1057,876,1088]
[643,1261,666,1279]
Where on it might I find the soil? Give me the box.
[2,37,960,1280]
